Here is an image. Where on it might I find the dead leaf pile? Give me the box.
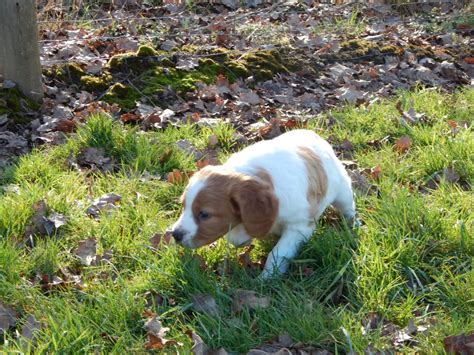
[248,332,331,355]
[361,312,432,352]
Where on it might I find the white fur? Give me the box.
[177,129,355,277]
[171,179,205,248]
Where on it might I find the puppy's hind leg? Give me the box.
[332,182,357,226]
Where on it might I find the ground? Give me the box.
[0,1,473,354]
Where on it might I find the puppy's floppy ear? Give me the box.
[230,177,278,238]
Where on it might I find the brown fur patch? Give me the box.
[296,146,328,218]
[188,166,278,247]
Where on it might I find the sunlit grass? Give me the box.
[0,88,472,353]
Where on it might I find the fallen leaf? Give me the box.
[143,316,180,350]
[348,170,376,195]
[0,302,17,335]
[74,147,116,173]
[120,112,141,124]
[369,165,382,180]
[150,231,173,248]
[144,291,164,309]
[23,200,67,242]
[190,331,210,355]
[86,193,122,219]
[167,169,184,184]
[463,57,474,65]
[443,332,474,354]
[20,315,41,349]
[191,294,220,317]
[73,238,97,266]
[231,289,270,313]
[394,136,412,153]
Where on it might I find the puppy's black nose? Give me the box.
[172,229,185,242]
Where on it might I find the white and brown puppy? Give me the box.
[172,129,356,278]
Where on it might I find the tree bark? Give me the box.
[0,0,43,102]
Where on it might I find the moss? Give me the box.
[103,83,140,110]
[108,46,160,73]
[407,44,434,58]
[136,45,157,57]
[380,45,404,56]
[80,74,113,92]
[0,88,41,128]
[322,39,405,63]
[105,48,292,108]
[43,63,86,83]
[141,66,217,97]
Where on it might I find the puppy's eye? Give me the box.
[198,210,211,220]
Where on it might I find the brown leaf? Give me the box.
[231,289,270,313]
[0,302,17,335]
[348,170,375,195]
[143,316,180,350]
[144,291,164,309]
[54,119,76,133]
[20,315,41,347]
[167,169,184,184]
[73,238,97,266]
[149,231,173,248]
[463,57,474,65]
[369,165,382,180]
[120,112,141,124]
[191,294,220,317]
[74,147,116,173]
[444,332,474,354]
[23,200,67,242]
[394,136,412,153]
[86,193,122,219]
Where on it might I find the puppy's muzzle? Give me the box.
[171,228,185,243]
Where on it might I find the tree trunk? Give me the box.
[0,0,43,102]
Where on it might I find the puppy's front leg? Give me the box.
[226,224,252,247]
[261,225,314,279]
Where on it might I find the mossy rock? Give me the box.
[137,45,157,57]
[223,49,289,81]
[0,88,41,128]
[108,45,165,73]
[80,74,113,92]
[103,83,140,110]
[43,63,86,83]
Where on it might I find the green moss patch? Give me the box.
[0,88,41,128]
[103,83,140,109]
[104,47,292,109]
[80,74,113,92]
[322,39,405,63]
[43,63,86,83]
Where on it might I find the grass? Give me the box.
[0,88,473,353]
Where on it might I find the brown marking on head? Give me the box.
[296,146,328,218]
[188,166,278,247]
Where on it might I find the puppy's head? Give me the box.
[171,166,278,248]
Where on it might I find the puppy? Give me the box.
[172,129,356,278]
